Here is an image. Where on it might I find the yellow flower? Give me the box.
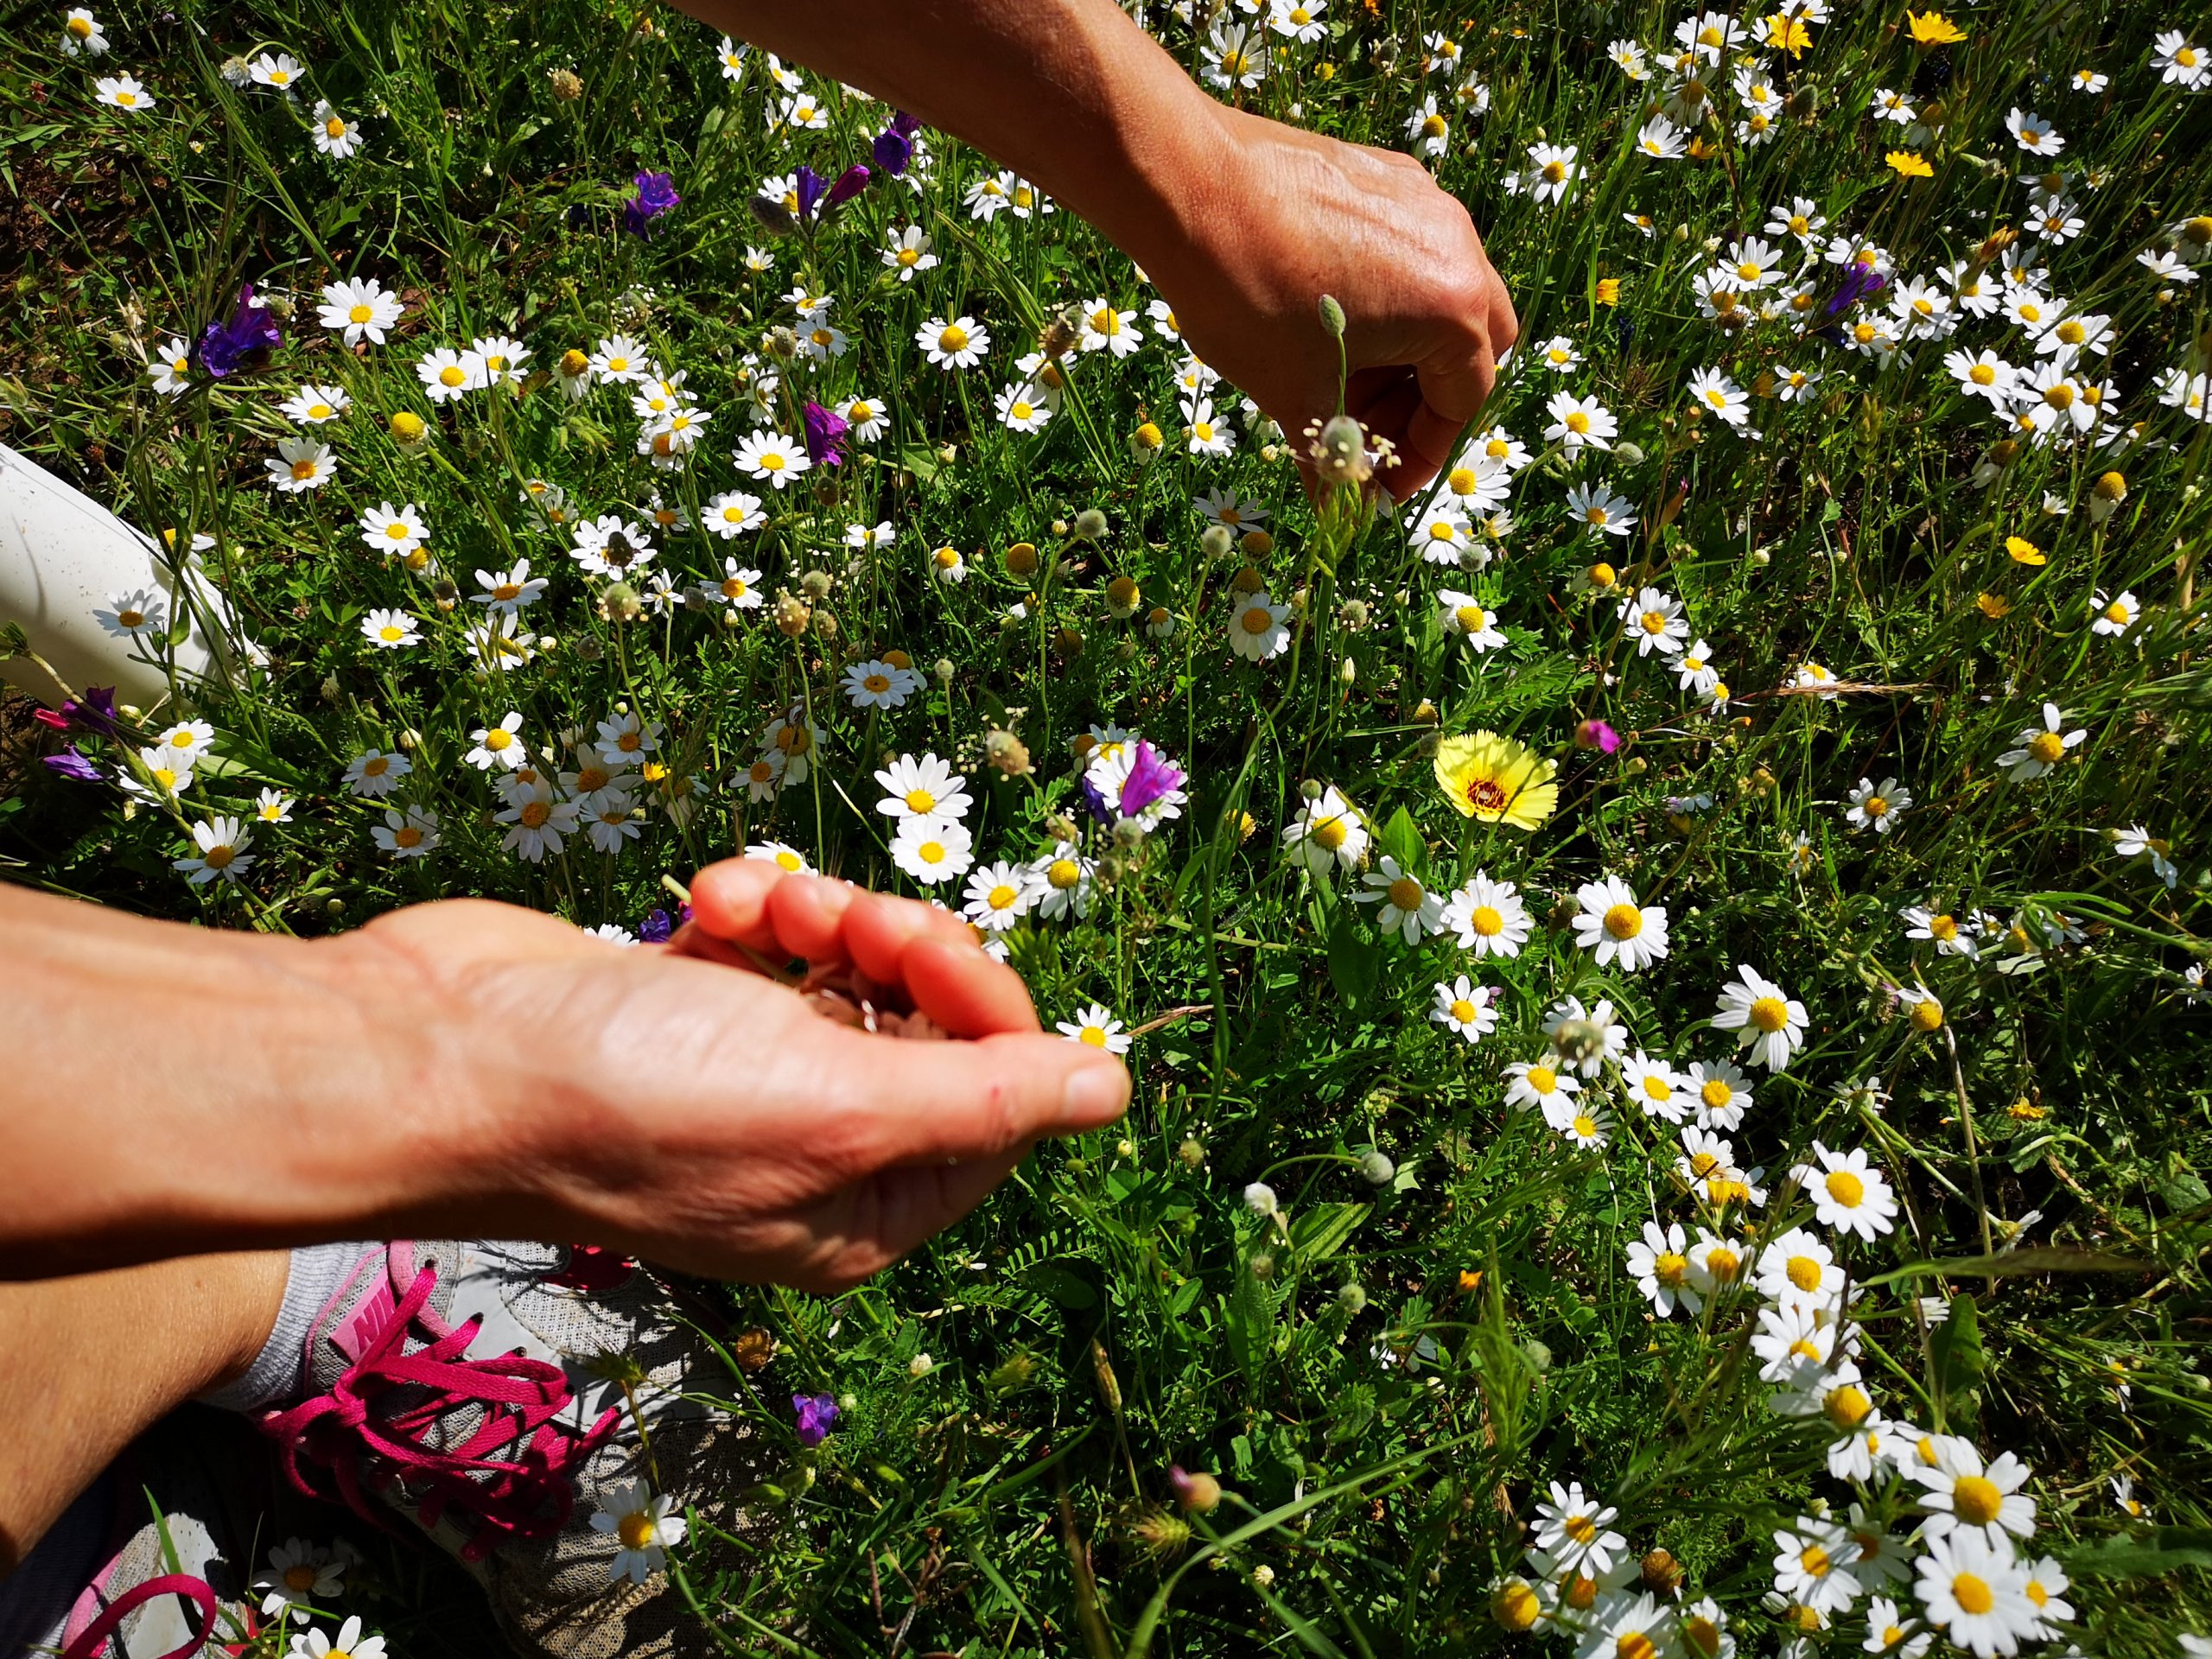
[1595,277,1622,306]
[1687,137,1719,161]
[1434,730,1559,830]
[1906,10,1966,45]
[1764,13,1813,55]
[2005,535,2046,566]
[1886,150,1935,180]
[1976,592,2013,619]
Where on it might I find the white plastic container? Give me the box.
[0,442,240,709]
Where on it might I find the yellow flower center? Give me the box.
[1422,113,1448,137]
[617,1511,657,1551]
[1801,1546,1832,1578]
[1952,1573,1993,1616]
[1952,1475,2003,1526]
[2030,730,2066,764]
[1603,903,1643,939]
[1456,605,1488,633]
[438,365,465,387]
[938,326,968,353]
[308,402,333,419]
[484,728,512,752]
[1048,858,1081,890]
[1824,1384,1872,1428]
[1471,905,1504,938]
[1655,1250,1688,1286]
[2044,383,2075,410]
[1450,998,1478,1024]
[1387,877,1424,911]
[1786,1255,1824,1293]
[1542,160,1567,183]
[1241,605,1275,635]
[290,459,318,481]
[1706,1248,1740,1281]
[864,673,891,694]
[918,841,945,865]
[1313,815,1349,851]
[1447,467,1478,493]
[1527,1065,1558,1094]
[1749,995,1790,1033]
[1686,1617,1720,1656]
[1564,1515,1598,1545]
[1910,997,1944,1032]
[1079,1025,1108,1047]
[988,883,1018,911]
[393,824,423,849]
[1700,1078,1733,1111]
[1825,1170,1865,1206]
[518,800,550,828]
[1618,1635,1656,1659]
[1566,410,1592,434]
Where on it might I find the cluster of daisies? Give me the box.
[74,16,365,157]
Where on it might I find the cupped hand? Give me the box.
[353,859,1129,1292]
[1147,103,1518,499]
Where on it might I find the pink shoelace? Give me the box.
[60,1574,217,1659]
[258,1260,620,1562]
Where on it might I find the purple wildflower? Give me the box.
[1118,741,1186,821]
[622,170,681,237]
[33,685,119,735]
[802,399,848,468]
[792,1392,840,1447]
[195,285,283,379]
[891,111,920,138]
[638,908,675,944]
[825,163,871,207]
[1573,718,1621,754]
[1824,261,1888,318]
[793,165,825,222]
[871,128,911,175]
[41,746,103,783]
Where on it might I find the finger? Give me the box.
[901,932,1044,1037]
[815,1027,1128,1171]
[840,889,1039,1036]
[762,872,858,967]
[678,858,793,962]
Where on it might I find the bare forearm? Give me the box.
[0,885,498,1275]
[678,0,1227,274]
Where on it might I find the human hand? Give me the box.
[353,860,1129,1291]
[1142,103,1518,500]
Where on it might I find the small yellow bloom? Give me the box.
[1906,10,1966,45]
[1976,592,2013,619]
[2005,535,2047,567]
[1686,137,1719,161]
[1433,730,1559,831]
[1764,13,1813,55]
[1886,150,1935,180]
[1595,277,1622,306]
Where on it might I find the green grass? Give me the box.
[4,0,2212,1655]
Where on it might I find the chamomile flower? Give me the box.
[1627,1219,1700,1314]
[591,1481,686,1585]
[890,816,974,885]
[963,861,1035,933]
[1544,391,1617,454]
[96,73,154,111]
[1530,1482,1625,1576]
[1058,1002,1133,1054]
[360,608,418,649]
[1353,856,1446,945]
[281,384,351,424]
[1227,594,1291,661]
[1679,1057,1753,1130]
[842,658,922,709]
[1757,1226,1846,1311]
[1795,1143,1899,1239]
[1572,874,1670,972]
[373,806,442,860]
[744,840,814,875]
[1441,871,1530,958]
[174,816,253,885]
[1621,1052,1686,1122]
[1914,1533,2036,1658]
[733,430,810,488]
[1282,785,1370,876]
[1031,844,1096,920]
[1996,701,2085,779]
[1711,964,1808,1071]
[1845,777,1912,834]
[2089,589,2139,637]
[1566,480,1637,537]
[359,501,427,557]
[874,753,969,824]
[1619,587,1689,655]
[1431,976,1495,1044]
[343,749,410,798]
[1915,1441,2038,1547]
[266,436,337,493]
[1772,1517,1862,1614]
[917,315,988,370]
[1503,1058,1580,1116]
[466,712,529,772]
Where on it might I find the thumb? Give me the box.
[815,1024,1130,1170]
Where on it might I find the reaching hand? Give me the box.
[1146,104,1518,500]
[353,859,1130,1291]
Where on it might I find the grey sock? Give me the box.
[195,1241,382,1413]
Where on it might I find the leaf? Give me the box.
[1021,1263,1096,1310]
[1929,1294,1984,1425]
[1377,805,1423,870]
[1327,911,1379,1006]
[899,443,940,484]
[1290,1202,1370,1265]
[2064,1528,2212,1580]
[1224,1255,1276,1400]
[1861,1247,2148,1287]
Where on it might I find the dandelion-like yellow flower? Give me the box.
[1595,277,1622,306]
[2005,536,2047,567]
[1906,10,1966,45]
[1886,150,1935,180]
[1976,592,2013,619]
[1434,730,1558,830]
[1764,13,1813,56]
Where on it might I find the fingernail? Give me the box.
[1062,1062,1129,1128]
